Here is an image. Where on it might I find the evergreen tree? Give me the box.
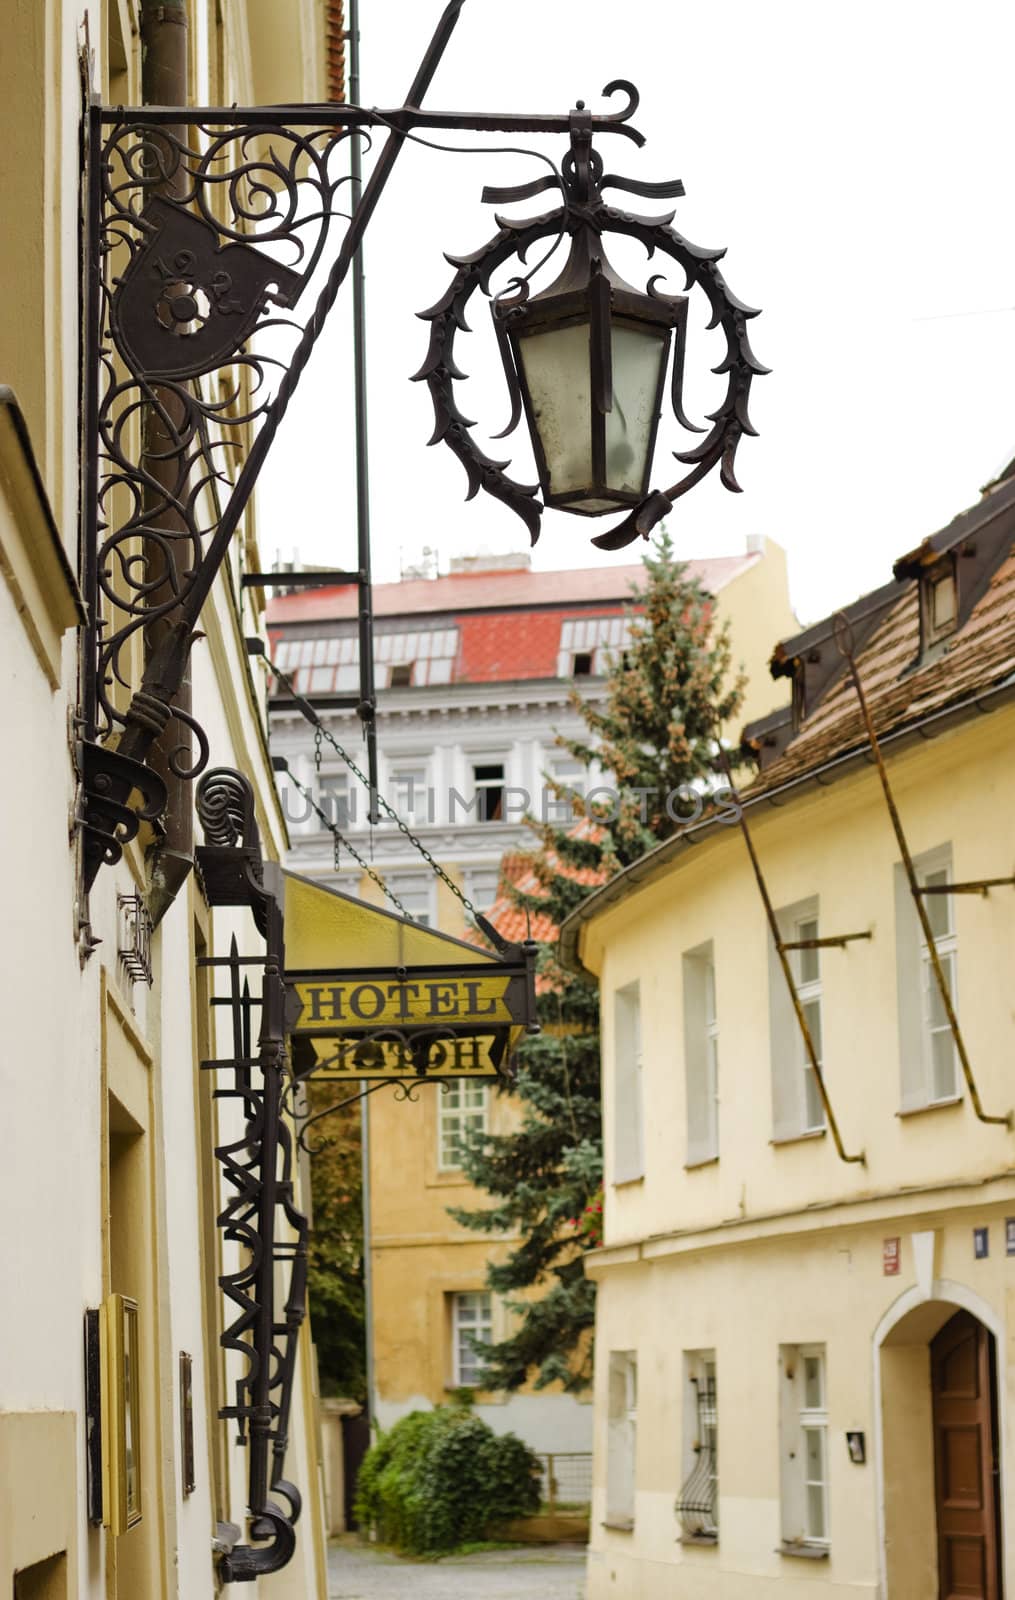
[451,531,744,1391]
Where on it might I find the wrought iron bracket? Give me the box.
[78,0,649,891]
[195,770,309,1581]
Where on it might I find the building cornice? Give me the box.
[585,1166,1015,1275]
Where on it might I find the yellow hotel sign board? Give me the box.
[308,1033,500,1079]
[281,876,538,1083]
[289,971,520,1033]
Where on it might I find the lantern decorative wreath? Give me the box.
[415,84,767,549]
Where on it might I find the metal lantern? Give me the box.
[496,229,685,517]
[417,95,766,551]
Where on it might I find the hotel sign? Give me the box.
[308,1033,501,1078]
[284,959,536,1082]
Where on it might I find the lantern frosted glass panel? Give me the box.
[605,325,668,495]
[519,322,610,512]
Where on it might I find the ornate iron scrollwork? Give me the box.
[80,115,353,889]
[196,769,309,1580]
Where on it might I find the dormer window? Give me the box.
[922,557,958,650]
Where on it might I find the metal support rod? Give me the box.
[781,933,873,950]
[715,741,865,1166]
[348,0,380,825]
[80,102,103,743]
[140,0,194,921]
[833,613,1011,1129]
[917,877,1015,896]
[96,102,646,141]
[242,569,362,589]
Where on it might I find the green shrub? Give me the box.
[354,1403,542,1554]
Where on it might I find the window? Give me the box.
[683,942,719,1165]
[557,615,631,678]
[318,771,354,829]
[895,846,958,1110]
[471,761,505,823]
[769,898,825,1141]
[676,1351,718,1541]
[387,873,435,927]
[613,982,643,1183]
[272,627,458,693]
[438,1080,488,1169]
[780,1345,829,1552]
[606,1352,638,1526]
[451,1292,492,1387]
[921,557,958,650]
[463,867,500,913]
[388,763,431,825]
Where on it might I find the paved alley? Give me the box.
[328,1540,586,1600]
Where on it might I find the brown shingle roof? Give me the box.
[746,543,1015,799]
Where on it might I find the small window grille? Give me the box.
[676,1361,718,1540]
[117,893,153,985]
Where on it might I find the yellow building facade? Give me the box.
[0,2,334,1595]
[565,475,1015,1597]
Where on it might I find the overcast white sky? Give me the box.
[259,0,1015,626]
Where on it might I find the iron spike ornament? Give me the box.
[415,93,768,549]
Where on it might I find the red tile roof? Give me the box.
[473,825,610,959]
[266,554,758,625]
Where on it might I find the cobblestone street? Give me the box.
[328,1540,586,1599]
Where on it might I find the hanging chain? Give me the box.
[278,760,414,920]
[263,653,490,927]
[313,725,323,773]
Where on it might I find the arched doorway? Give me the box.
[876,1291,1004,1599]
[931,1310,1002,1600]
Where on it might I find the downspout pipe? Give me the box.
[140,0,195,925]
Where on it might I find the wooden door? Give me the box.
[932,1309,1002,1599]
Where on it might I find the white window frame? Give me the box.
[317,768,355,831]
[463,866,500,914]
[769,896,826,1141]
[451,1291,492,1387]
[606,1351,638,1525]
[919,857,958,1103]
[469,757,507,824]
[612,982,643,1184]
[682,943,719,1166]
[387,760,432,827]
[386,872,436,927]
[437,1079,489,1170]
[791,912,825,1134]
[895,844,959,1111]
[780,1344,829,1552]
